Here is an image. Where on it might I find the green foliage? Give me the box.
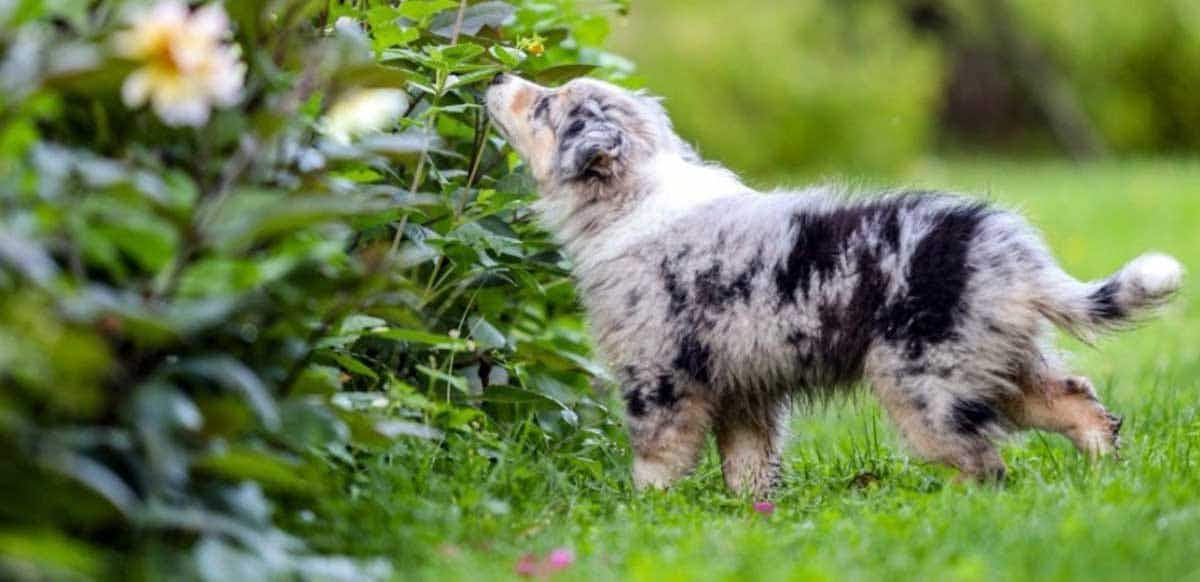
[0,0,628,578]
[1003,0,1200,152]
[614,0,1200,179]
[610,0,943,180]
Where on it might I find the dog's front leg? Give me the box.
[625,390,713,491]
[715,404,788,496]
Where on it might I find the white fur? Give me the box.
[1126,253,1185,298]
[578,155,751,268]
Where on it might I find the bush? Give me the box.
[1003,0,1200,152]
[609,0,944,180]
[614,0,1200,177]
[0,1,625,578]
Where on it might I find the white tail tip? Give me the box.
[1126,253,1184,298]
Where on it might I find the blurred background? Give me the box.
[609,0,1200,182]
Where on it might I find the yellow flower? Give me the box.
[518,35,546,57]
[113,1,245,128]
[321,89,409,145]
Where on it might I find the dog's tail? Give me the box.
[1037,253,1185,340]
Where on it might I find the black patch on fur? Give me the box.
[774,211,849,303]
[773,200,909,304]
[731,251,764,303]
[881,203,989,359]
[659,257,688,318]
[1089,280,1124,321]
[950,398,998,435]
[651,375,677,407]
[580,168,609,182]
[813,249,891,383]
[625,288,642,309]
[563,119,585,139]
[880,204,903,251]
[694,262,739,309]
[786,329,809,344]
[692,249,764,311]
[673,336,711,383]
[533,96,550,119]
[624,390,647,417]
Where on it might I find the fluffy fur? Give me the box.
[485,74,1185,493]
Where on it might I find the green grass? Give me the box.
[304,158,1200,581]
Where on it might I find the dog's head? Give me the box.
[485,74,690,189]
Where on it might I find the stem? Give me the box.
[465,111,490,190]
[450,0,468,45]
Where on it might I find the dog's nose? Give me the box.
[489,72,508,87]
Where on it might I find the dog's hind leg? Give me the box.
[1007,374,1123,458]
[870,368,1008,483]
[715,400,788,496]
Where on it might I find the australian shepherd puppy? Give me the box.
[485,74,1184,494]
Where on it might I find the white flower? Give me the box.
[321,88,409,144]
[113,1,245,127]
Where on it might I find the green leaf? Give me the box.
[532,64,598,85]
[468,316,507,350]
[174,356,281,431]
[93,217,178,275]
[279,398,350,450]
[0,530,105,579]
[289,366,344,397]
[334,63,410,89]
[465,385,572,416]
[489,45,526,68]
[373,25,421,51]
[430,1,515,38]
[374,420,444,440]
[358,131,438,159]
[194,448,318,494]
[416,365,469,392]
[207,192,390,253]
[371,329,470,350]
[0,233,58,285]
[38,447,138,516]
[396,0,458,23]
[319,350,379,382]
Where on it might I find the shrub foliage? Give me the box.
[0,1,626,578]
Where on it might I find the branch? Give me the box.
[450,0,468,46]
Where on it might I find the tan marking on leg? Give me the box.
[716,418,783,496]
[1009,375,1122,458]
[629,397,713,491]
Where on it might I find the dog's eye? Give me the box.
[564,119,586,138]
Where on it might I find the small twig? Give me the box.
[449,0,468,46]
[465,109,491,190]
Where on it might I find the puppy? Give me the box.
[485,74,1184,494]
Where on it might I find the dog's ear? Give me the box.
[556,100,626,181]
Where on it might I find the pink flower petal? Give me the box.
[753,501,775,516]
[515,554,539,576]
[546,548,575,571]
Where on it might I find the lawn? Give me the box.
[307,158,1200,581]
